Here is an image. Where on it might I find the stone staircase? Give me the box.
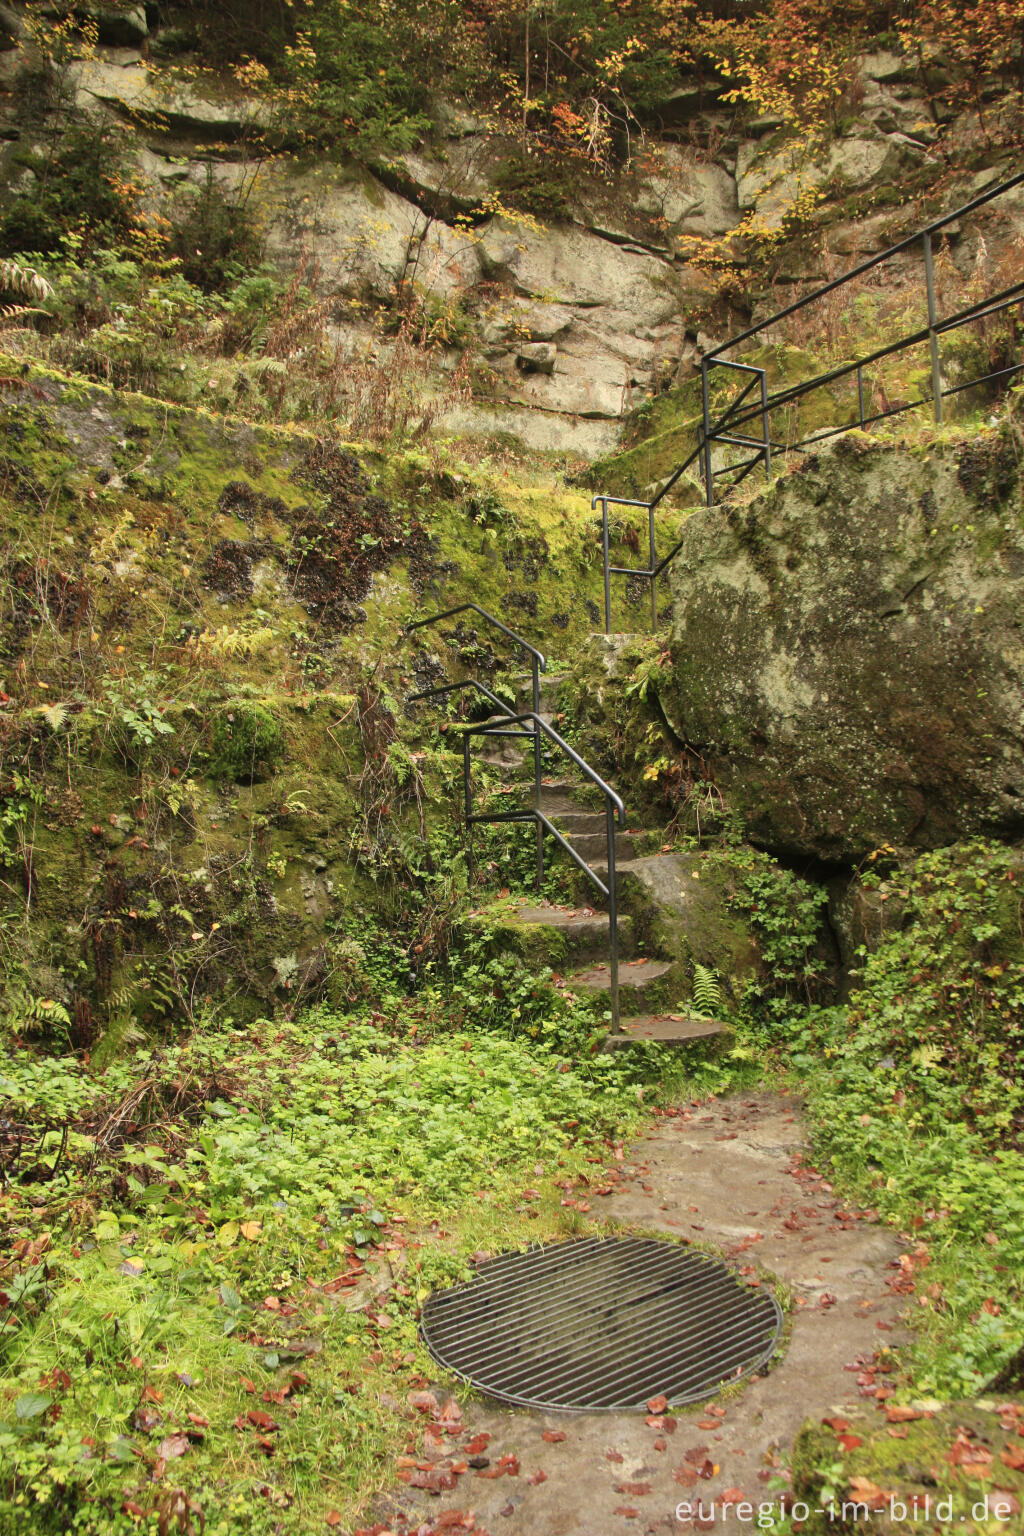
[468,677,731,1051]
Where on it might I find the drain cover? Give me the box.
[420,1235,783,1412]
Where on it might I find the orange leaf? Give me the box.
[848,1476,894,1507]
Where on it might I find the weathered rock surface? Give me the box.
[736,133,934,228]
[69,55,267,137]
[633,144,740,239]
[660,430,1024,861]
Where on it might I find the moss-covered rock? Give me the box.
[209,700,286,783]
[658,426,1024,861]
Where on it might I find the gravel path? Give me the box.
[381,1090,906,1536]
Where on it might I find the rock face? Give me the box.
[660,429,1024,862]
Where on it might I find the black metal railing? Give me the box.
[405,601,547,883]
[403,607,627,1031]
[595,168,1024,633]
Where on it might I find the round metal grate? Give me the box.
[420,1235,783,1412]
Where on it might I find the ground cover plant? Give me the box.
[0,996,667,1534]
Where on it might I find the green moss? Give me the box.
[208,701,286,784]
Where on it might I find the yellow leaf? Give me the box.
[240,1221,262,1242]
[218,1221,239,1247]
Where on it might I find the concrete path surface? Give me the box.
[380,1090,906,1536]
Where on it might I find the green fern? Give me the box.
[691,963,723,1019]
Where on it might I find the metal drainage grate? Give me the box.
[420,1235,783,1413]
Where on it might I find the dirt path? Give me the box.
[381,1090,906,1535]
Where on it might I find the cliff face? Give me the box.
[3,13,1022,459]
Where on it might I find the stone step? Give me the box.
[466,902,637,963]
[560,830,639,863]
[565,957,676,1009]
[603,1015,731,1050]
[476,745,529,770]
[538,780,605,813]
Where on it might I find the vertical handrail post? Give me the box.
[760,368,772,480]
[463,728,474,883]
[923,231,943,424]
[648,499,657,633]
[531,654,544,889]
[700,359,713,508]
[606,798,620,1035]
[600,496,612,634]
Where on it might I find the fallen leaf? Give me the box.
[1001,1447,1024,1471]
[464,1434,491,1455]
[848,1476,894,1506]
[241,1222,262,1241]
[838,1435,864,1451]
[528,1469,548,1486]
[156,1435,188,1460]
[410,1468,457,1493]
[614,1509,639,1520]
[886,1406,925,1423]
[615,1482,651,1496]
[646,1394,668,1414]
[245,1410,278,1433]
[542,1430,566,1443]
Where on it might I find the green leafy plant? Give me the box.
[691,963,723,1018]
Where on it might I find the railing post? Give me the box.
[463,728,474,882]
[923,232,943,424]
[531,655,544,889]
[648,500,657,633]
[700,360,713,508]
[599,496,612,634]
[857,364,866,427]
[760,368,772,480]
[606,798,620,1034]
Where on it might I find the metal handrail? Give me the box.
[406,675,626,1032]
[404,602,546,669]
[595,170,1024,633]
[705,167,1024,361]
[406,602,548,880]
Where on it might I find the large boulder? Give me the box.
[659,429,1024,862]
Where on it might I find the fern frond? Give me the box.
[691,963,723,1018]
[0,260,53,304]
[36,702,70,732]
